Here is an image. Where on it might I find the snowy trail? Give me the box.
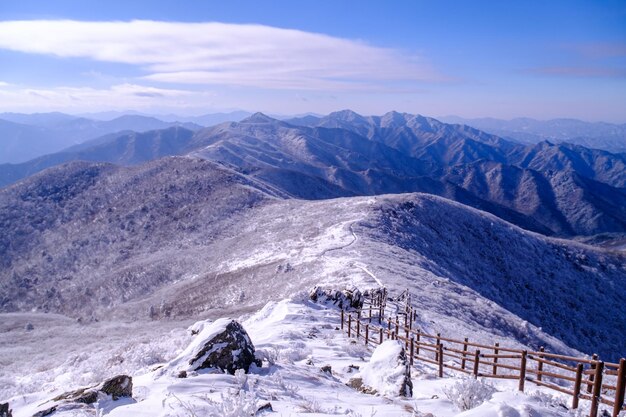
[319,220,384,288]
[319,220,359,256]
[354,261,383,287]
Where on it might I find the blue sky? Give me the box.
[0,0,624,121]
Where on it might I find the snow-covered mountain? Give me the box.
[4,111,625,238]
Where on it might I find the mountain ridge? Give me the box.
[1,157,624,361]
[2,110,625,237]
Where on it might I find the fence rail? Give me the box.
[340,293,626,417]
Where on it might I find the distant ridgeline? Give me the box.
[1,110,625,238]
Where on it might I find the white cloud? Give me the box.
[0,20,443,91]
[0,81,10,87]
[0,83,213,112]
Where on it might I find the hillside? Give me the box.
[1,158,624,361]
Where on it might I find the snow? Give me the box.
[358,340,410,397]
[2,193,624,416]
[6,294,617,417]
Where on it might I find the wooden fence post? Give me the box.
[365,324,369,345]
[435,333,441,362]
[572,363,583,410]
[473,350,481,378]
[461,337,469,370]
[395,316,399,336]
[519,351,527,392]
[410,337,414,366]
[438,343,444,378]
[589,360,604,417]
[347,314,352,338]
[415,331,421,355]
[340,309,344,330]
[537,346,545,382]
[356,317,360,339]
[492,343,499,375]
[587,353,598,393]
[369,305,372,323]
[379,327,383,345]
[613,358,626,417]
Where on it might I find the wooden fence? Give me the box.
[339,292,626,417]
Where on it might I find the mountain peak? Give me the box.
[380,111,411,127]
[327,109,366,122]
[240,112,276,124]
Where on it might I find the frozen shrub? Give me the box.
[297,398,340,414]
[234,369,248,390]
[204,390,258,417]
[442,378,497,410]
[255,346,280,366]
[280,342,311,363]
[167,390,259,417]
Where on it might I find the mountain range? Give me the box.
[440,115,626,153]
[0,113,203,164]
[3,110,624,238]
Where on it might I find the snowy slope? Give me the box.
[6,295,611,417]
[2,191,624,406]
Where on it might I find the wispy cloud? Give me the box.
[0,81,10,87]
[0,83,210,112]
[0,20,444,91]
[528,66,626,79]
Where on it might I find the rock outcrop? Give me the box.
[52,374,132,404]
[169,318,260,375]
[32,375,132,416]
[0,402,12,417]
[309,287,365,310]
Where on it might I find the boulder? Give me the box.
[355,340,412,397]
[309,287,364,310]
[100,375,133,400]
[169,318,260,375]
[0,402,12,417]
[52,375,132,404]
[32,375,132,417]
[32,407,56,417]
[256,402,273,414]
